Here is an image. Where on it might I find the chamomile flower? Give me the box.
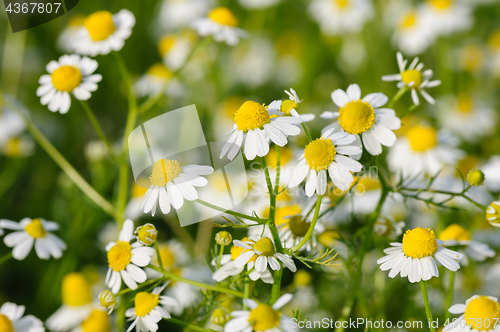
[1,136,34,158]
[308,0,373,36]
[74,310,111,332]
[444,295,500,332]
[382,52,441,105]
[105,219,155,294]
[268,89,315,123]
[377,227,463,283]
[125,283,178,332]
[212,237,274,284]
[224,293,295,332]
[220,101,302,161]
[232,236,297,273]
[135,224,158,246]
[391,8,434,56]
[0,302,44,332]
[486,201,500,228]
[72,10,136,56]
[483,156,500,192]
[142,160,213,216]
[37,54,102,114]
[0,218,66,261]
[320,84,401,156]
[438,224,495,266]
[133,63,183,99]
[387,124,464,177]
[421,0,472,38]
[125,183,148,219]
[192,7,247,46]
[288,129,363,197]
[158,33,193,71]
[0,108,25,147]
[374,215,406,240]
[280,213,325,251]
[46,273,95,331]
[57,14,85,52]
[158,0,212,31]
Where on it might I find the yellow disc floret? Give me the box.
[335,0,349,8]
[99,290,116,309]
[159,244,176,268]
[209,7,238,27]
[486,201,500,223]
[401,69,423,88]
[215,231,232,246]
[281,100,298,115]
[0,315,14,332]
[62,273,93,306]
[84,11,116,41]
[488,30,500,51]
[428,0,453,10]
[253,237,276,256]
[234,101,271,132]
[81,310,111,332]
[149,159,182,187]
[147,63,173,79]
[158,35,176,56]
[294,270,312,287]
[230,238,257,262]
[338,100,375,134]
[304,138,336,171]
[248,304,281,331]
[107,241,132,272]
[51,66,82,92]
[263,205,301,226]
[400,11,417,29]
[25,218,47,238]
[211,308,230,326]
[456,94,473,113]
[134,292,160,317]
[288,216,310,238]
[402,228,438,258]
[464,296,500,329]
[136,223,158,246]
[438,224,471,242]
[406,125,437,152]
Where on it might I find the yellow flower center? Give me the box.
[99,290,116,309]
[249,304,281,331]
[81,310,111,332]
[266,146,293,167]
[294,270,312,287]
[400,11,417,29]
[459,45,484,72]
[429,0,453,10]
[159,245,176,268]
[406,125,438,152]
[230,238,257,262]
[304,138,337,171]
[211,308,229,326]
[281,100,298,115]
[438,224,471,242]
[134,292,160,317]
[335,0,349,8]
[209,7,238,27]
[456,94,473,114]
[107,241,132,272]
[318,230,339,248]
[338,100,375,135]
[486,202,500,221]
[132,183,148,198]
[158,35,176,56]
[464,296,500,329]
[402,228,438,258]
[253,237,276,256]
[234,101,270,132]
[147,63,172,79]
[401,69,423,88]
[3,138,23,157]
[263,205,301,226]
[51,65,82,92]
[0,315,14,332]
[62,273,93,306]
[288,216,311,238]
[488,30,500,51]
[25,218,47,238]
[83,11,116,41]
[149,159,182,187]
[137,224,157,246]
[355,177,381,193]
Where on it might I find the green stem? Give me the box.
[274,146,281,194]
[445,271,455,321]
[217,244,225,270]
[301,123,312,142]
[261,157,283,253]
[0,252,13,264]
[79,100,116,160]
[5,97,117,218]
[388,86,408,109]
[271,266,283,304]
[399,103,419,119]
[154,240,164,270]
[195,199,266,223]
[166,317,216,332]
[116,277,166,296]
[421,280,436,332]
[243,277,250,310]
[291,195,323,251]
[397,188,487,210]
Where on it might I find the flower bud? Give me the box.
[486,201,500,228]
[135,223,158,246]
[467,169,485,186]
[215,231,232,246]
[211,307,230,326]
[99,290,116,314]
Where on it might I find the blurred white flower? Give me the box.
[391,8,434,56]
[158,33,194,71]
[192,7,247,46]
[57,14,85,52]
[482,156,500,192]
[238,0,280,10]
[158,0,212,31]
[0,302,44,332]
[420,0,472,38]
[134,63,184,99]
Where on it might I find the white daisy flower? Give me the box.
[444,295,500,332]
[220,101,302,161]
[105,219,155,294]
[37,54,102,114]
[308,0,373,36]
[192,7,247,46]
[288,129,363,197]
[421,0,472,38]
[268,88,315,123]
[486,201,500,228]
[438,224,495,266]
[125,283,178,332]
[0,218,66,261]
[377,227,463,283]
[46,273,95,331]
[224,293,296,332]
[391,8,434,56]
[57,14,85,52]
[142,160,213,216]
[321,83,401,156]
[0,302,44,332]
[0,108,25,147]
[158,33,193,71]
[1,136,34,158]
[387,124,464,178]
[238,0,280,10]
[437,94,497,141]
[158,0,212,31]
[72,10,136,56]
[374,215,406,240]
[133,63,183,99]
[212,237,274,284]
[382,52,441,105]
[125,183,149,220]
[232,236,297,273]
[482,156,500,192]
